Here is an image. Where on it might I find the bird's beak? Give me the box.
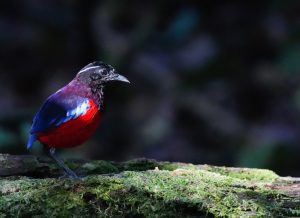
[104,72,130,83]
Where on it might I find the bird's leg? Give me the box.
[48,147,80,179]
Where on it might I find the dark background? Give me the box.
[0,1,300,176]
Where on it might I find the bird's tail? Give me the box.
[27,134,37,149]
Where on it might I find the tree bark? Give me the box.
[0,154,299,217]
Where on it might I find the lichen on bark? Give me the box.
[0,154,299,217]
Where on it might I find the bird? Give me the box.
[27,61,130,179]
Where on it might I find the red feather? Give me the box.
[37,100,101,148]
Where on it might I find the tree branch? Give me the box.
[0,154,299,217]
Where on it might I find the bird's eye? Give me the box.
[90,73,101,80]
[101,70,108,76]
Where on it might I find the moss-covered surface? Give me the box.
[0,154,299,217]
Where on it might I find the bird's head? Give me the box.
[76,61,130,90]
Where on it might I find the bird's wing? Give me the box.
[27,93,91,149]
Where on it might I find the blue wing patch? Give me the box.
[55,99,90,126]
[27,93,91,149]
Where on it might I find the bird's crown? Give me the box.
[76,61,130,84]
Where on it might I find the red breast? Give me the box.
[38,100,101,148]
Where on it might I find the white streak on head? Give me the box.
[78,66,100,75]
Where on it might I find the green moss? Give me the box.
[159,163,179,171]
[0,168,298,217]
[0,157,298,217]
[81,160,119,175]
[204,166,279,182]
[64,160,83,171]
[121,158,161,171]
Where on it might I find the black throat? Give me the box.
[90,84,104,110]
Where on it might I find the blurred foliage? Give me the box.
[0,1,300,176]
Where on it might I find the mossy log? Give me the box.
[0,154,299,217]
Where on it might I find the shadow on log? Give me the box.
[0,154,299,217]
